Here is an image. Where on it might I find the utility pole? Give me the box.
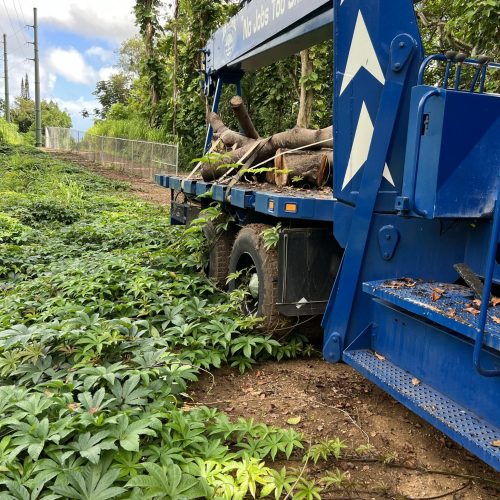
[28,8,41,146]
[3,34,9,122]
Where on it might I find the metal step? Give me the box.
[343,349,500,471]
[363,280,500,351]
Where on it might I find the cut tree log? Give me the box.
[208,112,253,149]
[202,112,333,181]
[230,96,259,139]
[272,148,333,187]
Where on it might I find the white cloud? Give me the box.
[4,53,57,104]
[86,46,114,62]
[47,48,97,85]
[51,96,99,130]
[53,96,98,117]
[98,66,119,81]
[0,1,137,44]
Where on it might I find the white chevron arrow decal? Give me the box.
[342,102,395,190]
[339,10,385,96]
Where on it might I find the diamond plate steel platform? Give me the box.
[363,280,500,351]
[344,349,500,471]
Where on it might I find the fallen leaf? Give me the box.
[472,299,482,308]
[491,297,500,307]
[431,288,444,302]
[374,352,386,361]
[287,416,301,425]
[492,316,500,324]
[411,377,421,386]
[464,307,480,316]
[446,308,456,317]
[492,440,500,447]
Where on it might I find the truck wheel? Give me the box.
[228,224,283,329]
[203,221,235,287]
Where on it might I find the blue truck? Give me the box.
[155,0,500,470]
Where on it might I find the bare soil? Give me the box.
[190,358,500,499]
[50,150,500,499]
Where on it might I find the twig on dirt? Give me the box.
[185,400,231,406]
[406,481,471,500]
[312,399,370,444]
[336,456,500,488]
[283,441,311,500]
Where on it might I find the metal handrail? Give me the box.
[417,53,500,90]
[474,192,500,377]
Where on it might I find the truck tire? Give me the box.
[203,221,235,287]
[228,223,283,329]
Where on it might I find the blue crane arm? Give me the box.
[204,0,332,75]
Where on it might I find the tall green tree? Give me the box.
[11,98,71,134]
[92,73,131,119]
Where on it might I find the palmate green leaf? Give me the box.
[69,431,117,464]
[50,462,126,500]
[110,414,158,452]
[110,375,151,408]
[127,462,211,499]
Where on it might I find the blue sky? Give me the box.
[1,0,138,130]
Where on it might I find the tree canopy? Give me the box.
[89,0,499,165]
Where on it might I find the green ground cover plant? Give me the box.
[0,145,314,498]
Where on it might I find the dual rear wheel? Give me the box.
[205,223,281,328]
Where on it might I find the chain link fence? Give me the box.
[45,127,178,179]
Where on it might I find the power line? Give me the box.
[1,0,23,50]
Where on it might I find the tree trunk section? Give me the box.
[297,49,314,128]
[208,111,254,149]
[230,96,259,139]
[274,149,332,187]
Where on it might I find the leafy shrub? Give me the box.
[0,118,25,145]
[0,145,308,497]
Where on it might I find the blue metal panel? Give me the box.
[325,211,481,360]
[183,179,197,195]
[212,184,227,202]
[400,86,500,218]
[333,0,423,209]
[343,350,500,471]
[364,280,500,351]
[368,302,500,427]
[324,33,418,360]
[154,174,169,188]
[169,177,182,191]
[230,187,254,209]
[195,181,211,197]
[254,191,334,221]
[230,8,332,72]
[205,0,331,74]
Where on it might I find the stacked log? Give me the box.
[201,96,333,187]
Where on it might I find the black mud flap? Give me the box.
[277,228,341,316]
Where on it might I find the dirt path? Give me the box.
[49,150,500,499]
[45,149,170,206]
